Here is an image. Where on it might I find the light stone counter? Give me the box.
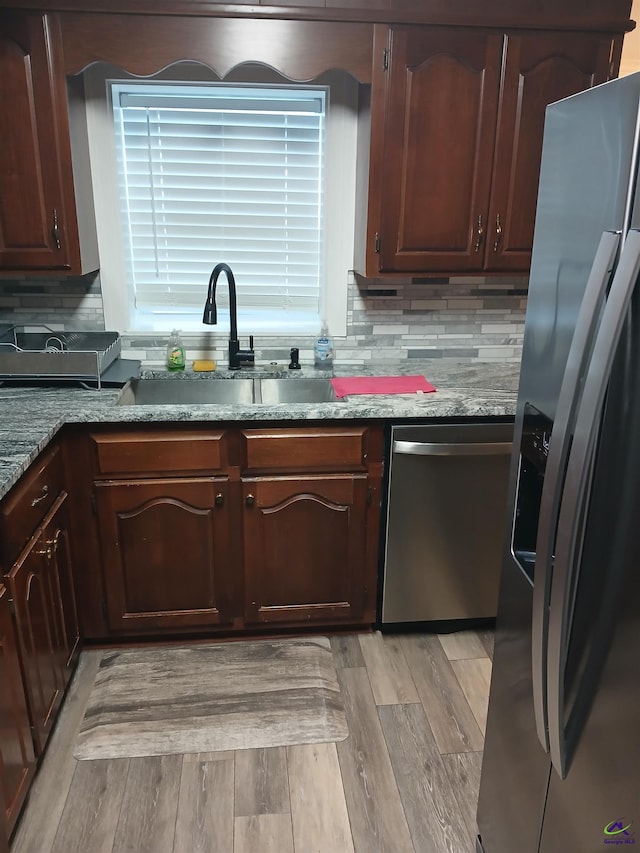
[0,360,520,500]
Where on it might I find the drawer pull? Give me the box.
[215,493,224,507]
[246,494,256,507]
[31,485,49,506]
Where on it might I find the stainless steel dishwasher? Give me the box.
[382,422,513,625]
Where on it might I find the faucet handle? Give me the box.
[289,347,301,370]
[237,334,255,368]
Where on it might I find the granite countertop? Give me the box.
[0,360,520,501]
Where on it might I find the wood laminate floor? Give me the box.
[11,629,494,853]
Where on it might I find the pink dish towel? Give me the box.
[330,375,437,398]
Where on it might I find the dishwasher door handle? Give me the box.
[392,440,512,457]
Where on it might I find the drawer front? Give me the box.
[0,444,64,568]
[91,430,228,476]
[242,427,368,473]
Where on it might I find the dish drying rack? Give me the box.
[0,326,122,389]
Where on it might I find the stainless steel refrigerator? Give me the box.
[476,72,640,853]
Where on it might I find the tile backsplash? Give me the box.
[0,271,526,366]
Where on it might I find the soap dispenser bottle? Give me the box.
[314,321,334,369]
[167,329,186,371]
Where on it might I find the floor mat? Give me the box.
[74,637,347,760]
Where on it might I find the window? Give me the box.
[112,82,326,329]
[83,65,358,336]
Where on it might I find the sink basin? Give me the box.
[116,378,255,406]
[258,378,338,404]
[116,376,340,406]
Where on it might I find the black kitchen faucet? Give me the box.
[203,263,255,369]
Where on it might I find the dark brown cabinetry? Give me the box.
[0,11,98,273]
[6,528,65,756]
[94,478,234,632]
[240,425,380,626]
[39,498,80,675]
[363,25,615,275]
[90,429,239,634]
[0,445,79,756]
[87,424,383,637]
[0,584,35,841]
[242,474,370,625]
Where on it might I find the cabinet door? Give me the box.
[371,26,503,273]
[95,479,235,632]
[41,498,80,676]
[0,14,70,270]
[0,586,36,837]
[243,475,369,625]
[486,32,614,271]
[6,537,64,756]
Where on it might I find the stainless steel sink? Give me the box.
[116,376,340,406]
[117,378,255,406]
[258,378,338,404]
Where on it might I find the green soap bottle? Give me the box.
[167,329,186,371]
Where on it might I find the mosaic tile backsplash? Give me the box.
[0,271,526,367]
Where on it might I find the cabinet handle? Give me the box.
[493,213,503,252]
[246,494,256,507]
[52,209,62,250]
[215,493,224,506]
[36,540,54,559]
[31,484,49,506]
[474,214,484,253]
[36,528,62,561]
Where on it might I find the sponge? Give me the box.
[193,359,216,372]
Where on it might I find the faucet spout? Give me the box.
[203,263,254,369]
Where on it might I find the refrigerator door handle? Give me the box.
[531,231,620,754]
[546,228,640,779]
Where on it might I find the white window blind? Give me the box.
[111,82,326,322]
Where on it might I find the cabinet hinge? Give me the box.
[90,493,97,514]
[374,233,381,254]
[8,598,15,616]
[100,598,108,622]
[382,48,389,71]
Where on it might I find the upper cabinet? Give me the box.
[0,5,631,277]
[361,25,616,276]
[0,12,98,274]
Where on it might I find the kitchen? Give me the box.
[0,1,638,851]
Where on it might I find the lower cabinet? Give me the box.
[5,492,79,756]
[0,443,80,845]
[87,423,384,637]
[41,496,80,677]
[0,585,35,841]
[95,478,235,632]
[242,474,370,625]
[7,520,64,757]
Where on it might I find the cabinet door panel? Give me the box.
[96,479,234,632]
[48,522,80,673]
[487,32,613,271]
[376,27,502,272]
[0,14,69,269]
[243,475,368,625]
[0,587,35,836]
[7,545,63,756]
